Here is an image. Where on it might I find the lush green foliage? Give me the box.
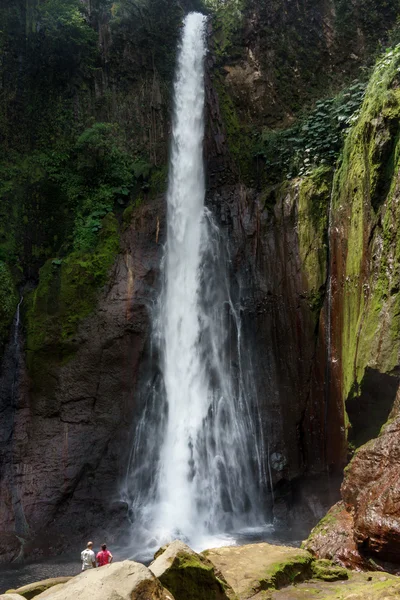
[0,122,143,269]
[204,0,244,56]
[35,0,98,78]
[256,82,366,183]
[27,212,120,368]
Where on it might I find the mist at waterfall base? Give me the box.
[121,12,269,560]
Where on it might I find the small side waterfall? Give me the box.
[122,12,267,556]
[0,296,30,553]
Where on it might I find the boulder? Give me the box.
[304,413,400,569]
[303,501,371,570]
[33,561,174,600]
[0,595,26,600]
[149,540,236,600]
[6,578,71,599]
[342,416,400,563]
[28,585,66,598]
[203,543,314,599]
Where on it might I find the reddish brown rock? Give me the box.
[342,415,400,563]
[303,502,370,571]
[305,405,400,569]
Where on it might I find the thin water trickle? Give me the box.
[122,12,268,558]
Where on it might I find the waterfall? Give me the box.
[123,12,267,557]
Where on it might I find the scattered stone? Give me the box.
[203,542,314,599]
[149,540,236,600]
[6,578,71,599]
[33,561,174,600]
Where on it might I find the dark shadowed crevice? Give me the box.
[346,367,399,448]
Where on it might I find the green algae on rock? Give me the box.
[270,571,400,599]
[203,543,314,598]
[26,212,120,380]
[150,541,236,600]
[311,559,348,582]
[331,44,400,411]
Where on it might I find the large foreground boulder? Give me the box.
[303,501,371,570]
[33,561,174,600]
[6,578,71,599]
[149,540,236,600]
[304,412,400,570]
[203,543,314,599]
[0,595,26,600]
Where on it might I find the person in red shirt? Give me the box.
[96,543,113,567]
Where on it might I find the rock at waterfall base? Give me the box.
[203,543,314,598]
[6,578,71,599]
[149,540,237,600]
[32,560,174,600]
[303,501,370,570]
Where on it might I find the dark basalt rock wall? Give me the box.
[0,196,165,561]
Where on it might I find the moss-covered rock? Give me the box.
[270,571,400,599]
[204,543,314,598]
[150,541,236,600]
[26,212,120,381]
[297,167,332,315]
[331,44,400,409]
[0,261,18,349]
[311,559,348,582]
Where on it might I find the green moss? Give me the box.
[332,44,400,405]
[26,213,119,379]
[158,551,232,600]
[149,164,169,196]
[297,167,332,313]
[0,261,18,348]
[303,504,342,542]
[259,553,314,590]
[204,0,245,58]
[213,74,254,182]
[311,559,348,582]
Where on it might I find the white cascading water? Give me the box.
[122,12,267,557]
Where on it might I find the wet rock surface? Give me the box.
[303,502,370,571]
[343,409,400,565]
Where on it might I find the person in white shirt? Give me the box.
[81,541,96,571]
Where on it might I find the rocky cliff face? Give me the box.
[305,45,400,570]
[1,0,400,562]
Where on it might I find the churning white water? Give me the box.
[123,12,267,557]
